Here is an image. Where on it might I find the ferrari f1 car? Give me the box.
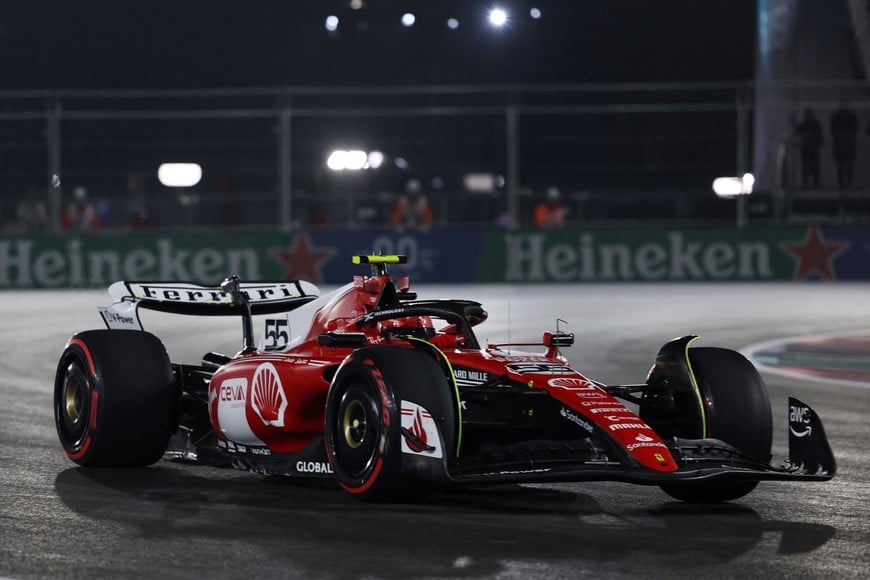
[54,255,835,502]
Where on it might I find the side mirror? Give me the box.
[544,331,574,348]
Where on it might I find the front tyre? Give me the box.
[325,346,454,501]
[659,347,772,503]
[54,330,176,467]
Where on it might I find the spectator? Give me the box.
[61,186,100,232]
[127,173,152,229]
[16,186,49,233]
[830,100,857,190]
[391,178,433,231]
[534,186,566,229]
[796,108,823,190]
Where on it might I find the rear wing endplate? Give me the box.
[98,279,319,331]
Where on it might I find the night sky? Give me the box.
[0,1,758,90]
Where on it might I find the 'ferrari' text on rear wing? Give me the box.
[98,279,319,331]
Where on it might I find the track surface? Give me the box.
[2,283,869,579]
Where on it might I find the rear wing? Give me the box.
[99,279,319,331]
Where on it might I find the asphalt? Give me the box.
[1,283,869,579]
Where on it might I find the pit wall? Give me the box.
[1,225,866,289]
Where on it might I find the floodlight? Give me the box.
[489,8,507,27]
[327,150,347,170]
[713,177,748,198]
[463,173,497,193]
[345,150,367,170]
[158,163,202,187]
[367,151,384,169]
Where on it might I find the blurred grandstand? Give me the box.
[3,80,870,233]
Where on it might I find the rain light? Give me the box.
[158,163,202,187]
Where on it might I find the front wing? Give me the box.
[443,397,835,487]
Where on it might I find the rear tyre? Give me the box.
[659,347,772,503]
[54,330,176,467]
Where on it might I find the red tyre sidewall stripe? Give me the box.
[340,457,384,495]
[64,337,98,460]
[89,389,99,430]
[65,435,91,460]
[69,338,96,375]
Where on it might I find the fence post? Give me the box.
[506,91,520,228]
[736,84,750,228]
[46,92,63,232]
[278,90,293,233]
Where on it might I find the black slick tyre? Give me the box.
[660,347,772,503]
[54,330,176,467]
[325,346,452,501]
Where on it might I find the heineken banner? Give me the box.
[481,225,868,282]
[0,225,868,289]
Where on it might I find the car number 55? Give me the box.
[264,319,289,351]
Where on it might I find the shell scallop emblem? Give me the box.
[548,376,595,390]
[251,362,287,427]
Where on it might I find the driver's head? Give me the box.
[378,316,435,339]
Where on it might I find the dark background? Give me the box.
[0,1,758,89]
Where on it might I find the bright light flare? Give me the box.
[158,163,202,187]
[463,172,497,193]
[325,15,339,32]
[367,151,384,169]
[401,13,416,27]
[327,149,375,171]
[489,8,508,27]
[712,173,755,198]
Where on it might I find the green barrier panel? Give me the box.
[0,232,290,289]
[476,226,812,282]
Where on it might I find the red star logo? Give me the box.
[269,232,335,284]
[782,226,848,281]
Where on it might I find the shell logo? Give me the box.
[251,362,288,427]
[547,376,595,390]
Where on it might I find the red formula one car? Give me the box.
[54,255,835,502]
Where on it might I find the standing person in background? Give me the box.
[16,186,49,233]
[830,100,857,190]
[61,186,100,232]
[796,108,823,190]
[535,186,566,229]
[391,178,433,231]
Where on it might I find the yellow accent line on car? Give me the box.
[352,255,404,265]
[408,337,463,457]
[682,336,707,438]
